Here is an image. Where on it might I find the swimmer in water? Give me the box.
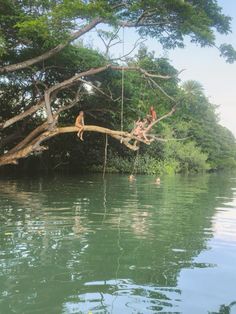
[155,177,161,185]
[128,174,136,182]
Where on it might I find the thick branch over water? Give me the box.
[0,103,176,167]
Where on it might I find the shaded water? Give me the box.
[0,174,236,314]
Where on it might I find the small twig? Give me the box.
[147,76,176,102]
[145,106,176,134]
[150,136,191,142]
[109,38,147,62]
[78,78,119,101]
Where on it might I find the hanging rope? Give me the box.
[120,26,125,133]
[131,149,139,176]
[103,134,108,179]
[142,79,149,105]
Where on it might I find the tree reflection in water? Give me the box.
[0,173,235,313]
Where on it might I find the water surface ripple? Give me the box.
[0,174,236,313]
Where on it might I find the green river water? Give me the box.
[0,173,236,314]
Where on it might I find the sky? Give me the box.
[85,0,236,136]
[167,0,236,136]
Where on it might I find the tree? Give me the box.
[175,80,236,170]
[0,0,236,167]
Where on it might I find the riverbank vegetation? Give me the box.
[0,0,236,174]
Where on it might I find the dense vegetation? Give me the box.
[0,0,236,174]
[77,47,236,174]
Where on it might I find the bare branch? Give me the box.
[145,106,177,133]
[147,76,175,102]
[0,125,140,166]
[110,65,175,79]
[78,78,119,101]
[1,64,178,129]
[0,99,45,130]
[109,38,147,62]
[97,27,121,57]
[150,136,190,142]
[0,101,178,166]
[5,122,49,155]
[4,93,82,155]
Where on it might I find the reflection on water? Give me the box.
[0,174,236,313]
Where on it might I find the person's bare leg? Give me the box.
[76,125,83,141]
[80,130,84,141]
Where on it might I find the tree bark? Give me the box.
[0,99,45,130]
[0,63,177,167]
[0,125,143,166]
[1,64,174,129]
[0,103,177,167]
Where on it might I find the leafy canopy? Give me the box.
[0,0,236,65]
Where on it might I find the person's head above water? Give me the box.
[128,174,136,181]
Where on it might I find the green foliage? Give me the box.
[176,80,236,171]
[0,1,236,172]
[219,44,236,64]
[0,0,236,66]
[164,141,210,173]
[0,35,6,57]
[102,153,180,175]
[95,144,209,175]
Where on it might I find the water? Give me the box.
[0,173,236,314]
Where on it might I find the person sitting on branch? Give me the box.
[149,106,157,122]
[132,118,149,142]
[75,111,85,141]
[146,106,157,125]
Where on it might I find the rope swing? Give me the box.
[120,26,125,133]
[131,149,139,176]
[103,133,108,179]
[103,27,125,178]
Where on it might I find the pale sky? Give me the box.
[85,0,236,136]
[167,0,236,136]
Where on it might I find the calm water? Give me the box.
[0,174,236,314]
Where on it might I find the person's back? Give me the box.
[149,106,157,121]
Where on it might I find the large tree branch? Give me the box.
[0,103,177,167]
[0,125,140,166]
[111,65,175,79]
[0,99,45,130]
[42,64,175,123]
[0,12,163,75]
[78,78,120,102]
[0,18,102,74]
[147,76,176,102]
[5,95,81,155]
[1,64,177,129]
